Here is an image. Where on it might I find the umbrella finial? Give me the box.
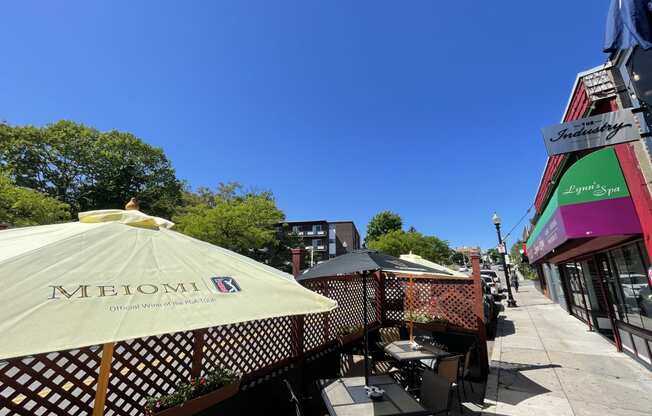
[125,197,140,211]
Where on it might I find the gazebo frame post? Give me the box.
[362,271,370,387]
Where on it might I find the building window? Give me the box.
[609,242,652,331]
[628,47,652,109]
[292,225,299,233]
[315,224,323,232]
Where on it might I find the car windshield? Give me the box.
[483,277,493,283]
[481,271,497,278]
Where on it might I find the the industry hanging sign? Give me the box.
[541,109,644,156]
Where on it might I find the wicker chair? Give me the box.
[376,326,402,349]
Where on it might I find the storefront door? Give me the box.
[596,253,626,323]
[561,263,592,326]
[587,255,620,342]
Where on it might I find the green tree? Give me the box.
[174,183,291,269]
[0,120,183,218]
[365,210,403,243]
[0,172,70,226]
[510,240,537,280]
[450,252,466,266]
[367,229,453,264]
[486,248,501,263]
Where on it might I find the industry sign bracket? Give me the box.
[541,109,646,156]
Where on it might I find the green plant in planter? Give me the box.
[144,367,239,415]
[404,311,431,323]
[429,314,448,324]
[405,311,449,325]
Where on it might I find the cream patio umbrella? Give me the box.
[0,206,337,361]
[399,252,468,278]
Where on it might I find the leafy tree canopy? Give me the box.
[174,182,294,271]
[0,172,70,226]
[367,229,453,264]
[450,251,467,266]
[486,248,501,263]
[0,120,183,218]
[510,240,537,279]
[365,210,402,243]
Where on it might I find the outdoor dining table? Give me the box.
[384,340,449,363]
[319,375,430,416]
[383,340,450,387]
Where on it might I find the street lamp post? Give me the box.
[492,212,517,308]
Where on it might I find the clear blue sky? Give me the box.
[0,1,609,249]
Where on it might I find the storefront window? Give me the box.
[628,47,652,109]
[635,243,652,331]
[609,242,652,331]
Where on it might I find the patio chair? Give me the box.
[436,354,464,414]
[340,353,366,377]
[376,326,402,349]
[458,347,474,398]
[417,340,447,370]
[283,379,303,416]
[419,367,451,415]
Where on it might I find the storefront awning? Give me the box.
[526,148,642,263]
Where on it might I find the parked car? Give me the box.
[481,279,498,335]
[481,269,502,291]
[482,276,501,300]
[458,266,469,272]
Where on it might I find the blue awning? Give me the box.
[604,0,652,52]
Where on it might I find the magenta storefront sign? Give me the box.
[528,197,641,262]
[528,209,567,263]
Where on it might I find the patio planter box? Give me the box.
[408,321,449,333]
[338,328,365,346]
[152,380,241,416]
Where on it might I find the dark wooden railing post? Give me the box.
[323,280,331,341]
[191,329,206,380]
[376,271,385,324]
[291,315,306,391]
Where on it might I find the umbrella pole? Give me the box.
[92,342,115,416]
[363,271,370,387]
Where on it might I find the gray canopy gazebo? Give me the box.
[298,249,449,387]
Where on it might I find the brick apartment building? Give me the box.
[277,220,361,264]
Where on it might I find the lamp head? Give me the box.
[492,212,501,226]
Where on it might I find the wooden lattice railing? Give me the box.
[0,273,478,415]
[384,274,478,332]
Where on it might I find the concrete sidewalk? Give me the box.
[482,281,652,416]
